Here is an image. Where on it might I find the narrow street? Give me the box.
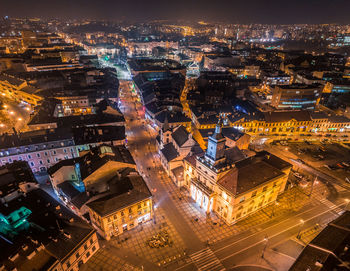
[120,80,205,253]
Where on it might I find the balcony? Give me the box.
[191,177,214,196]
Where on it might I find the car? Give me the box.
[325,134,332,137]
[293,172,303,179]
[296,159,305,164]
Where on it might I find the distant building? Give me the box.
[0,161,99,271]
[128,58,186,77]
[28,98,125,130]
[271,84,322,110]
[261,69,291,85]
[235,110,350,135]
[0,73,42,106]
[0,125,125,173]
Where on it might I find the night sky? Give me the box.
[1,0,350,24]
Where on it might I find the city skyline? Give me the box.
[1,0,350,24]
[1,10,350,271]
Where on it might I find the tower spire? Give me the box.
[162,113,170,132]
[205,117,226,165]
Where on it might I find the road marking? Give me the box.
[175,202,344,271]
[189,248,226,271]
[319,198,344,215]
[213,203,321,253]
[219,202,345,262]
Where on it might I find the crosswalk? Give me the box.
[319,198,345,215]
[189,248,226,271]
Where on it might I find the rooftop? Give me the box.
[0,188,95,270]
[290,211,350,271]
[86,173,152,217]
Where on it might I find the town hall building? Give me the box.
[183,120,292,224]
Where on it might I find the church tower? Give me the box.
[205,119,226,165]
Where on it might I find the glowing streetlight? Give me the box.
[271,201,279,217]
[261,235,269,258]
[17,118,22,121]
[9,111,14,115]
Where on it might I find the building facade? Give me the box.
[271,84,322,110]
[183,121,291,224]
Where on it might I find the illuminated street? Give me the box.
[1,5,350,271]
[0,99,31,133]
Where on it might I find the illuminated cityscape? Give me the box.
[1,1,350,270]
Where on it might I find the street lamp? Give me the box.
[261,235,268,258]
[271,201,279,217]
[345,199,350,210]
[297,219,304,239]
[309,177,318,197]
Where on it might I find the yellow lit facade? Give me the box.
[88,199,153,240]
[0,74,42,106]
[183,123,291,225]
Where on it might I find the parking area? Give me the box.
[276,140,350,183]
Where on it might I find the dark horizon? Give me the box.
[2,0,350,24]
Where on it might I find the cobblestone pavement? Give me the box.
[83,207,186,270]
[157,163,326,245]
[81,248,142,271]
[109,207,186,267]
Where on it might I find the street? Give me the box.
[0,98,32,133]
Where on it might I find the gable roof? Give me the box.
[160,143,179,162]
[86,175,152,217]
[172,126,189,147]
